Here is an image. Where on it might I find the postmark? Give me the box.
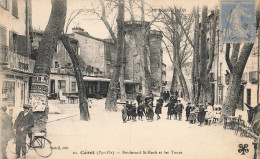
[220,0,256,43]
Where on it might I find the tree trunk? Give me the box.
[29,0,67,132]
[60,35,90,120]
[192,7,200,104]
[199,6,212,104]
[120,65,126,100]
[222,43,254,116]
[105,0,125,111]
[170,67,177,94]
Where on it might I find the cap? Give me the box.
[188,102,191,104]
[23,104,32,109]
[1,106,7,110]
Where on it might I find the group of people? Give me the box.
[122,91,164,123]
[121,91,186,123]
[164,95,184,121]
[161,91,171,102]
[1,104,34,159]
[186,103,215,126]
[121,91,216,127]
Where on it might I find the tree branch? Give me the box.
[162,39,173,63]
[225,43,233,73]
[172,7,194,49]
[98,0,117,43]
[231,43,240,66]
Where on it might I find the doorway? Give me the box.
[50,80,55,94]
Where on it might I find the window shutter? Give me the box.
[9,31,13,52]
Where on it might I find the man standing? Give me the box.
[185,102,192,121]
[176,100,184,121]
[14,104,34,159]
[1,106,14,159]
[155,99,163,120]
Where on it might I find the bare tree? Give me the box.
[165,6,217,104]
[105,0,125,111]
[60,35,90,120]
[156,6,193,100]
[30,0,67,131]
[127,0,161,96]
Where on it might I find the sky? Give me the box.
[32,0,218,38]
[31,0,219,82]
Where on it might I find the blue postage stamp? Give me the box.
[220,0,256,43]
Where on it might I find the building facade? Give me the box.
[0,0,34,116]
[32,23,166,99]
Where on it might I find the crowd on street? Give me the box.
[121,91,220,127]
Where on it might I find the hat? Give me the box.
[188,102,191,104]
[23,104,32,109]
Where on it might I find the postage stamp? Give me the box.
[220,0,256,43]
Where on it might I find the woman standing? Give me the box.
[198,104,206,126]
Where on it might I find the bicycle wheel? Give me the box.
[32,137,52,158]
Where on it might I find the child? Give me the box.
[121,103,127,123]
[131,103,137,122]
[137,101,145,120]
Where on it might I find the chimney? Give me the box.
[72,27,84,34]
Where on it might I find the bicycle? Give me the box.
[7,131,53,158]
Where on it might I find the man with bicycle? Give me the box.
[14,104,34,159]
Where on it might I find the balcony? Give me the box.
[1,46,35,74]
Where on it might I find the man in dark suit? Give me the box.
[1,106,14,159]
[14,104,34,159]
[185,102,192,121]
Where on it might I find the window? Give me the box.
[58,80,66,92]
[219,63,222,76]
[9,31,18,52]
[76,47,80,55]
[56,44,59,53]
[71,82,76,92]
[219,87,223,105]
[0,26,6,45]
[106,64,110,77]
[2,81,15,107]
[247,89,251,106]
[55,61,59,68]
[12,0,18,17]
[1,0,9,10]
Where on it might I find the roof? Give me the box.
[74,32,114,44]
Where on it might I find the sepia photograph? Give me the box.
[0,0,259,158]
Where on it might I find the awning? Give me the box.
[83,76,139,83]
[83,76,110,82]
